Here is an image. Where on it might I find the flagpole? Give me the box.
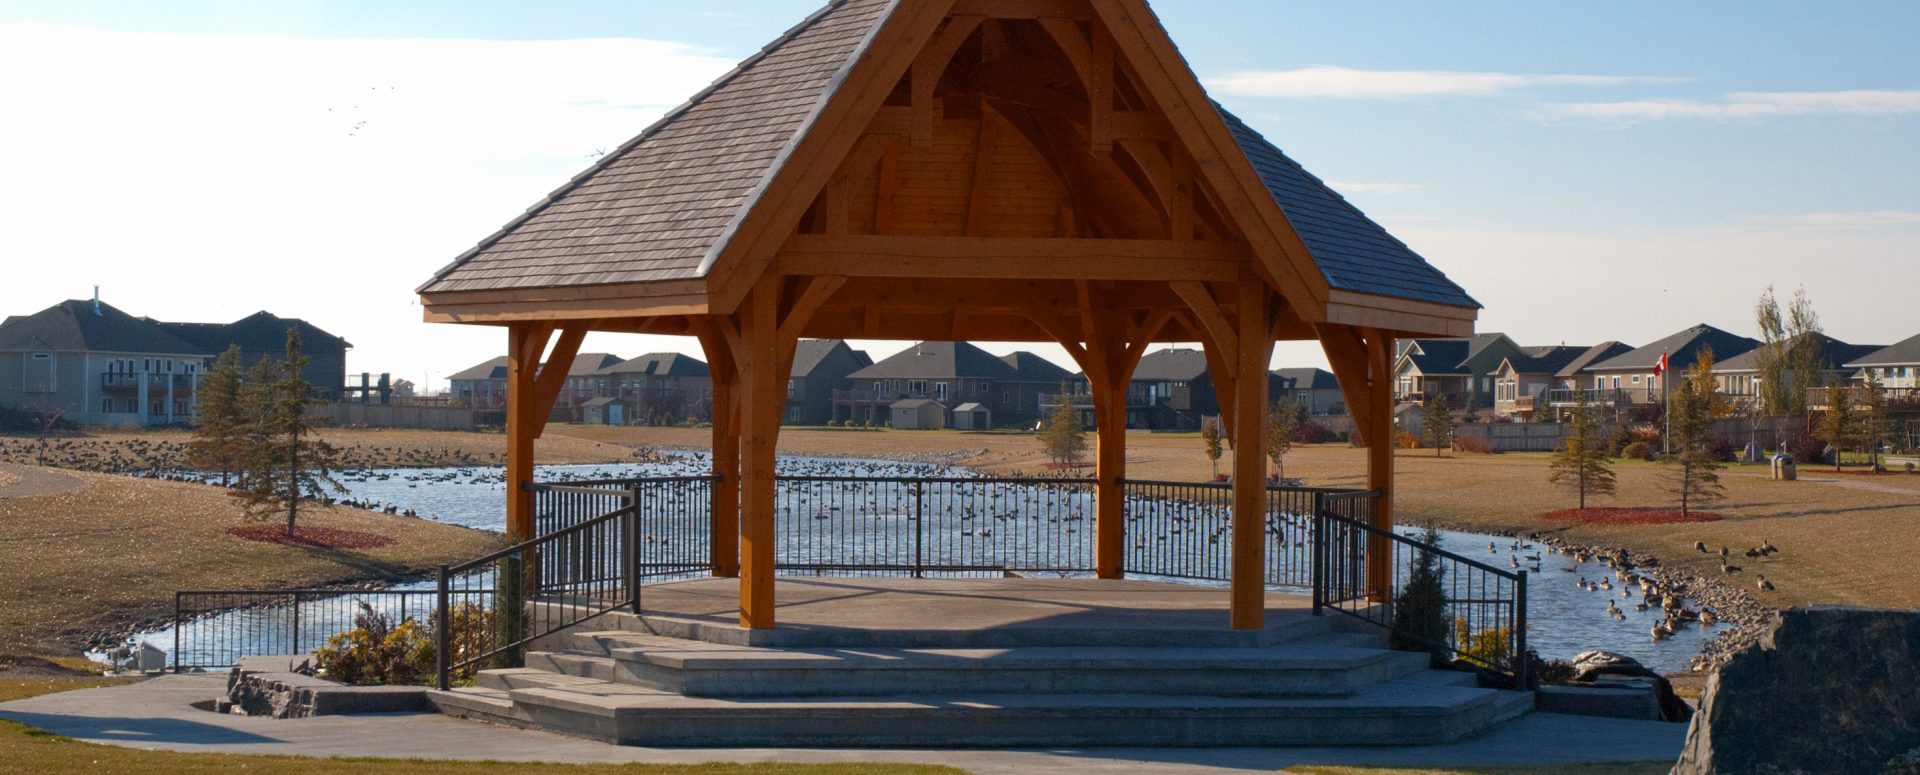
[1663,355,1672,456]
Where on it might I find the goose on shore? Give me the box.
[1757,575,1775,591]
[1695,541,1708,553]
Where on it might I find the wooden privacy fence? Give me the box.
[308,401,478,431]
[1458,416,1815,453]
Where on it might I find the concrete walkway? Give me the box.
[0,463,82,500]
[0,674,1687,774]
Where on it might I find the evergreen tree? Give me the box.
[240,329,344,536]
[1036,383,1087,466]
[1821,385,1859,472]
[1390,525,1451,667]
[1422,395,1454,457]
[1549,391,1616,508]
[1199,418,1224,479]
[1266,396,1303,482]
[189,346,249,486]
[1860,371,1889,470]
[1666,349,1726,517]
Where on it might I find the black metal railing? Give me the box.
[436,490,640,690]
[1120,480,1322,588]
[171,588,481,672]
[1313,493,1529,686]
[773,476,1096,576]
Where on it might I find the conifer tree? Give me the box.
[240,329,344,536]
[1667,349,1727,517]
[1036,383,1087,466]
[1422,395,1454,457]
[1549,391,1616,508]
[189,346,249,486]
[1860,371,1889,470]
[1390,525,1451,666]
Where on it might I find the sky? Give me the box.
[2,1,1915,392]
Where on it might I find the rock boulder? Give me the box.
[1673,606,1920,775]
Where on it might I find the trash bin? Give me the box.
[1771,454,1797,481]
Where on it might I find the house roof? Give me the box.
[1845,333,1920,368]
[0,300,207,355]
[850,342,1069,382]
[418,1,1478,315]
[954,402,988,413]
[1133,348,1210,382]
[1399,333,1514,376]
[1495,345,1594,378]
[1220,109,1476,309]
[153,311,352,355]
[891,398,943,410]
[1716,334,1883,373]
[450,353,625,381]
[791,339,870,378]
[1272,367,1339,390]
[580,397,620,408]
[998,351,1077,384]
[1555,341,1636,378]
[595,352,710,378]
[1585,325,1760,372]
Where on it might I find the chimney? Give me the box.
[93,285,102,316]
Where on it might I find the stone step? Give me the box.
[571,608,1344,649]
[431,672,1534,748]
[520,632,1427,698]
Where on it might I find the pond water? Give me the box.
[111,453,1718,674]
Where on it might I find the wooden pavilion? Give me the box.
[416,0,1479,633]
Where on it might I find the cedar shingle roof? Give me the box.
[420,0,890,294]
[1220,108,1477,310]
[418,0,1479,315]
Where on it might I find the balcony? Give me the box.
[834,388,947,404]
[1548,388,1655,406]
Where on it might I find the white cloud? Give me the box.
[1556,90,1920,120]
[0,24,738,388]
[1207,65,1671,99]
[1327,181,1421,195]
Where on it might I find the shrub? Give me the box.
[1452,435,1495,454]
[1705,435,1737,462]
[1786,433,1827,464]
[314,602,434,686]
[1390,526,1451,667]
[1621,441,1654,461]
[1396,432,1421,449]
[1607,424,1636,457]
[1633,427,1664,447]
[1456,620,1512,671]
[1292,421,1334,444]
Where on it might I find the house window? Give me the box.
[1632,375,1641,385]
[911,380,926,395]
[934,383,948,401]
[101,398,112,413]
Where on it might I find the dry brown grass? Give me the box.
[553,425,1920,611]
[0,469,501,655]
[0,428,638,472]
[0,470,16,489]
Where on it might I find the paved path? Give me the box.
[0,463,82,500]
[0,675,1687,774]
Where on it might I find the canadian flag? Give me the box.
[1652,352,1670,379]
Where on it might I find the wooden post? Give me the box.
[1230,282,1274,630]
[504,323,547,542]
[697,326,742,578]
[1092,363,1126,579]
[1363,328,1396,600]
[737,287,781,630]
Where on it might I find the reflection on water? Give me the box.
[114,455,1717,674]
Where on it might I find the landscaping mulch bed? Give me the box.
[1539,507,1725,525]
[225,525,397,550]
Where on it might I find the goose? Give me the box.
[1651,623,1671,641]
[1719,546,1731,559]
[1761,539,1778,555]
[1695,541,1709,553]
[1700,609,1719,626]
[1744,547,1762,558]
[1757,575,1775,591]
[1721,561,1742,575]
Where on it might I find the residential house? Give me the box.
[786,340,871,425]
[590,352,711,425]
[1845,333,1920,398]
[1271,368,1344,416]
[1490,342,1631,420]
[448,353,625,419]
[1042,349,1291,430]
[0,300,210,426]
[1392,333,1525,409]
[835,342,1074,428]
[154,311,352,399]
[1713,334,1884,413]
[1577,325,1759,411]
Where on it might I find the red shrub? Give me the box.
[1452,435,1495,454]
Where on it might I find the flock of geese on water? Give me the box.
[1488,536,1782,642]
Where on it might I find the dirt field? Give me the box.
[551,425,1920,612]
[0,465,501,655]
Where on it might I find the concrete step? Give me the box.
[524,632,1429,698]
[459,671,1534,747]
[573,608,1344,649]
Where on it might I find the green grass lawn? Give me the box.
[0,677,963,775]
